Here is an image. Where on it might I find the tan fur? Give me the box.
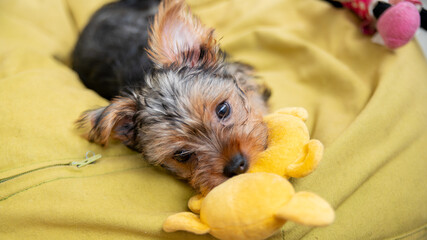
[77,97,137,146]
[77,0,270,194]
[147,0,219,68]
[157,89,268,195]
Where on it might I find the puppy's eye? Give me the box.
[173,150,193,163]
[215,102,231,120]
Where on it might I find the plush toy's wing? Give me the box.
[275,192,334,226]
[163,212,210,234]
[285,139,323,178]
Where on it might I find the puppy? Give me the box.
[74,0,271,195]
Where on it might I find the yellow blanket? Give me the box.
[1,0,426,239]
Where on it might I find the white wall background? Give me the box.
[416,0,427,59]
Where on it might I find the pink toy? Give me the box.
[326,0,425,49]
[375,1,420,48]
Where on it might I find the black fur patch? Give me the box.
[72,0,160,99]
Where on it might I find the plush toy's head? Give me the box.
[249,107,323,179]
[163,173,335,240]
[376,1,420,49]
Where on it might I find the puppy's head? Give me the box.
[78,0,269,194]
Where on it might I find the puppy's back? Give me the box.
[72,0,160,99]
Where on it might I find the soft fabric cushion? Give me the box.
[0,0,426,239]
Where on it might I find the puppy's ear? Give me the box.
[148,0,220,68]
[77,96,139,150]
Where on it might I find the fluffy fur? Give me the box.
[74,0,271,195]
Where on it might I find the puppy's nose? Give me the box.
[223,153,248,178]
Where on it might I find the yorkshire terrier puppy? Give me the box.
[74,0,271,194]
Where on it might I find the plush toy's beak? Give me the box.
[163,212,210,234]
[275,192,335,226]
[188,194,204,214]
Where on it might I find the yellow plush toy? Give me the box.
[162,108,333,240]
[249,107,324,178]
[163,173,334,240]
